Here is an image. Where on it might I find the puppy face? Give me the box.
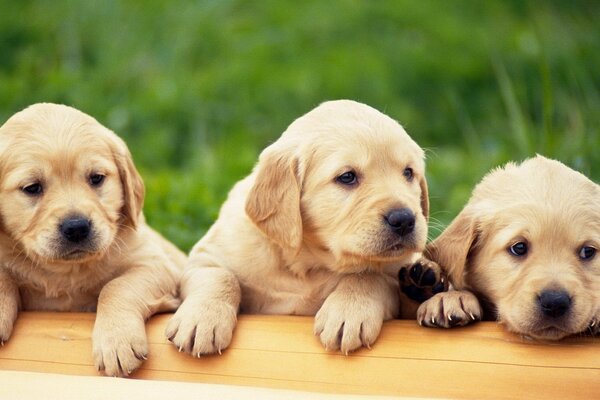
[246,100,428,271]
[429,156,600,340]
[0,103,144,266]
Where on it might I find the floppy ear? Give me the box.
[110,136,145,229]
[425,206,478,289]
[419,175,429,221]
[245,143,302,252]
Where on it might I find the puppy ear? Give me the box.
[110,136,145,229]
[245,143,302,252]
[425,207,478,289]
[419,175,429,221]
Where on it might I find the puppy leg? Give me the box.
[417,289,482,328]
[93,266,180,377]
[165,266,241,357]
[0,271,20,344]
[399,257,449,303]
[314,272,398,354]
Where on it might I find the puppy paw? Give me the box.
[588,314,600,335]
[0,287,20,345]
[314,292,384,354]
[165,298,237,357]
[92,319,148,377]
[417,290,482,328]
[0,316,15,345]
[399,257,449,303]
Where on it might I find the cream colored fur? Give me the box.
[418,156,600,340]
[167,100,429,355]
[0,103,186,376]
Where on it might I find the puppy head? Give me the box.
[429,156,600,340]
[246,100,428,271]
[0,103,144,265]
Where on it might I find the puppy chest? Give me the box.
[20,285,99,312]
[239,270,340,315]
[13,266,113,312]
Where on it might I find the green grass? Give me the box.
[1,0,599,251]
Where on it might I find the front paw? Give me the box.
[314,293,384,354]
[92,318,148,377]
[399,257,449,303]
[0,316,15,345]
[588,315,600,335]
[165,298,237,357]
[0,288,19,345]
[417,290,482,328]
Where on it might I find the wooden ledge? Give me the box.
[0,312,598,399]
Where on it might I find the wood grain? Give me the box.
[0,312,598,399]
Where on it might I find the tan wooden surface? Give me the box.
[0,312,598,399]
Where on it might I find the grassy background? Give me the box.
[1,0,599,251]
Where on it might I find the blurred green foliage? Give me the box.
[1,1,599,251]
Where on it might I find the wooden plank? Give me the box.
[0,312,598,399]
[0,370,399,400]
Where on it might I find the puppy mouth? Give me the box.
[60,249,95,261]
[57,249,96,261]
[379,238,418,256]
[56,242,102,261]
[384,242,405,252]
[526,326,571,340]
[515,318,588,340]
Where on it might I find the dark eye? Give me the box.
[403,167,414,181]
[22,183,43,196]
[89,174,105,187]
[579,246,596,261]
[336,171,357,185]
[509,241,528,257]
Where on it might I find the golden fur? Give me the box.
[418,156,600,340]
[0,103,186,376]
[167,100,429,355]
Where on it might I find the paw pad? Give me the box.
[399,258,449,303]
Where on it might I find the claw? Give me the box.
[178,345,183,353]
[447,314,453,322]
[591,320,596,328]
[431,316,435,324]
[469,312,476,321]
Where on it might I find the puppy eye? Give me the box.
[89,174,105,187]
[336,171,358,186]
[403,167,414,181]
[22,183,43,196]
[579,246,596,261]
[509,241,528,257]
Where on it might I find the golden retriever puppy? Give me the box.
[418,156,600,340]
[167,99,440,356]
[0,103,186,376]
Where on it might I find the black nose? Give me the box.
[60,217,91,243]
[538,290,571,318]
[385,208,415,236]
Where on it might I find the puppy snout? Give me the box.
[538,290,571,318]
[60,216,92,243]
[384,208,415,236]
